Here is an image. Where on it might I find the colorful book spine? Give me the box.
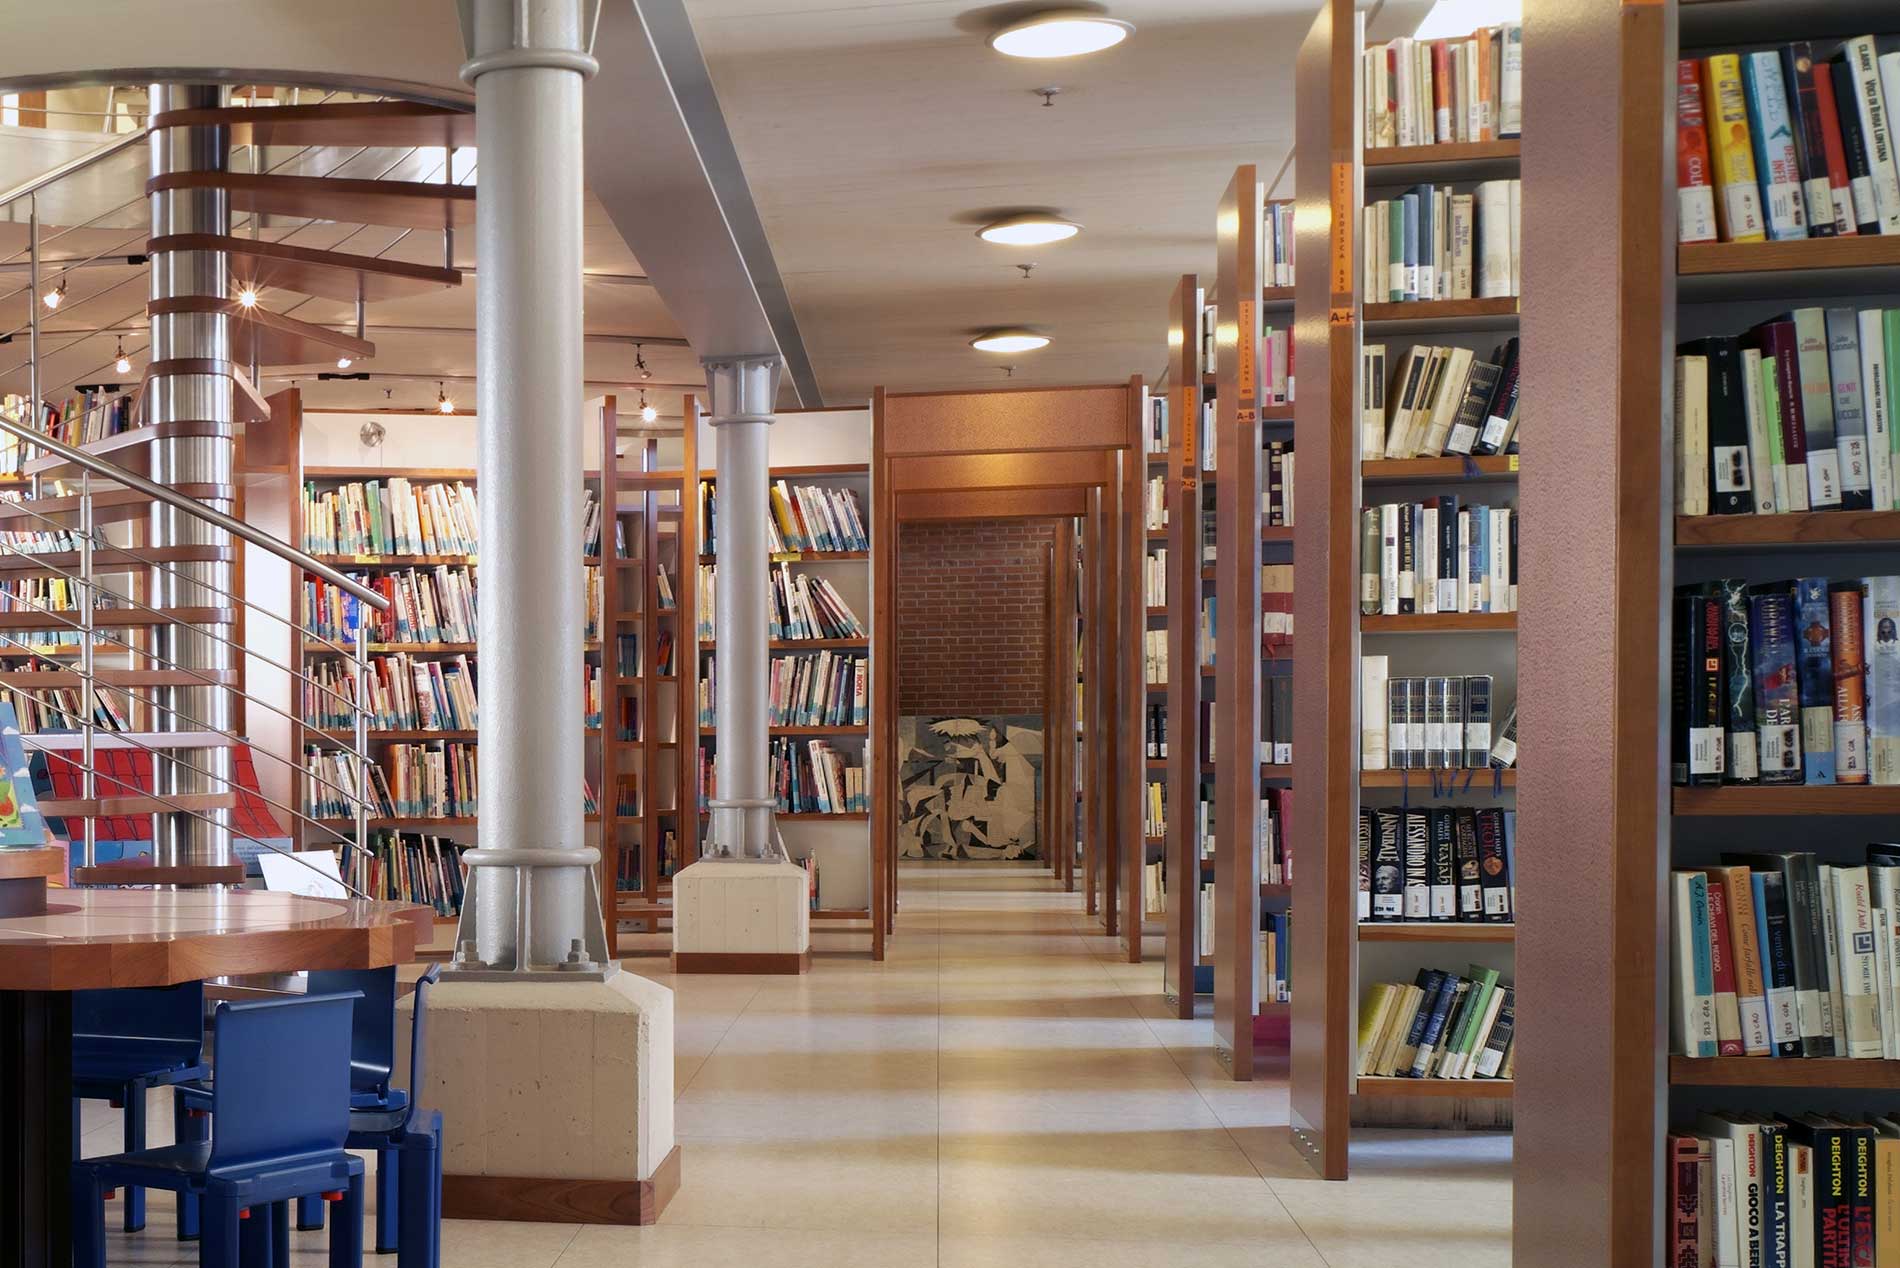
[1796,577,1840,783]
[1741,51,1810,240]
[1677,60,1719,244]
[1868,574,1900,786]
[1783,44,1839,236]
[1750,587,1805,785]
[1704,54,1768,242]
[1832,581,1871,784]
[1721,578,1761,783]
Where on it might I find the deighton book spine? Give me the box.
[1832,581,1871,785]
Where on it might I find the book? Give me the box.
[1741,50,1810,240]
[1704,872,1747,1057]
[1705,54,1770,242]
[1843,39,1900,234]
[1869,575,1900,785]
[1832,581,1871,784]
[1679,60,1720,244]
[1785,43,1840,236]
[1791,308,1844,508]
[1720,578,1761,783]
[1796,578,1839,784]
[1829,308,1876,509]
[1673,870,1720,1057]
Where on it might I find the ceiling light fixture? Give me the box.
[990,9,1133,59]
[978,213,1080,246]
[437,382,454,414]
[236,287,259,308]
[971,329,1050,353]
[336,356,353,370]
[42,279,65,310]
[113,339,131,376]
[638,388,658,424]
[635,343,653,381]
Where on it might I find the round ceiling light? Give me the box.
[977,213,1081,246]
[989,9,1133,59]
[971,329,1050,353]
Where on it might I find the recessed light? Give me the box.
[971,329,1050,353]
[978,214,1081,246]
[990,9,1133,59]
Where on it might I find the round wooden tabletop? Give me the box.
[0,888,430,991]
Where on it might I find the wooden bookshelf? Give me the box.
[1671,785,1900,816]
[1674,509,1900,550]
[1669,1057,1900,1090]
[1289,0,1523,1179]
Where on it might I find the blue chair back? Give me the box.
[207,992,360,1174]
[71,981,205,1066]
[401,965,443,1126]
[306,966,398,1097]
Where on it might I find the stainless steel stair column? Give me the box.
[146,83,235,868]
[448,0,612,979]
[705,356,784,861]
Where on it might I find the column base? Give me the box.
[441,1144,680,1225]
[671,949,811,975]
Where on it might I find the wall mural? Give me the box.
[897,715,1042,861]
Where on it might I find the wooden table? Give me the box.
[0,888,426,1267]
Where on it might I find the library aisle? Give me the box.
[80,865,1508,1268]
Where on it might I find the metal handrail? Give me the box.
[0,130,148,214]
[0,412,387,609]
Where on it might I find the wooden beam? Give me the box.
[1119,378,1145,963]
[895,487,1088,521]
[872,390,899,943]
[887,449,1113,495]
[1082,491,1102,918]
[1165,274,1203,1017]
[881,383,1134,456]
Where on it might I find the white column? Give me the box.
[451,0,610,976]
[706,356,781,858]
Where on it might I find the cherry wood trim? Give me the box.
[1164,274,1204,1017]
[1355,1076,1513,1100]
[895,487,1087,521]
[872,390,898,942]
[69,863,245,887]
[1678,234,1900,277]
[1669,1057,1900,1089]
[441,1145,680,1226]
[887,449,1113,495]
[149,101,476,151]
[1675,509,1900,549]
[1119,378,1145,963]
[145,172,476,230]
[0,849,65,880]
[670,949,811,974]
[879,383,1133,457]
[1081,490,1102,918]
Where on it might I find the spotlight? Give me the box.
[42,283,64,310]
[113,340,131,376]
[437,383,454,415]
[237,288,258,308]
[336,357,353,370]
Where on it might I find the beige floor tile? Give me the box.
[660,1136,937,1233]
[938,1232,1328,1268]
[555,1224,938,1268]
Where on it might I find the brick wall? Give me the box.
[897,518,1057,716]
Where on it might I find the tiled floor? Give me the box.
[86,863,1512,1266]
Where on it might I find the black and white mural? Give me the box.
[897,716,1042,861]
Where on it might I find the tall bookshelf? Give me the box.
[694,406,882,959]
[1518,0,1900,1259]
[1288,1,1524,1174]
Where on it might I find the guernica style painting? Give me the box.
[897,716,1042,861]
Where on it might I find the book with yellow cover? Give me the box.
[1702,54,1768,242]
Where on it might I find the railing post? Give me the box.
[78,467,96,869]
[27,192,39,475]
[353,620,369,870]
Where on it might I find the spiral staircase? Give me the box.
[0,89,476,888]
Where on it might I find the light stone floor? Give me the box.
[85,863,1512,1266]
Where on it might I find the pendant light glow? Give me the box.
[977,214,1081,246]
[990,9,1133,59]
[971,329,1050,353]
[436,383,454,414]
[113,339,131,375]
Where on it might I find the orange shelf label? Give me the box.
[1238,298,1257,398]
[1330,163,1353,293]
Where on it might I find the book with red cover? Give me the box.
[1667,1134,1703,1267]
[1812,67,1858,236]
[1702,874,1747,1054]
[1677,60,1719,244]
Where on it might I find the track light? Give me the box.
[42,281,64,310]
[437,383,454,414]
[336,357,353,370]
[113,340,131,376]
[638,388,657,423]
[635,343,653,381]
[236,287,258,308]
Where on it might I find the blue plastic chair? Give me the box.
[179,965,443,1264]
[71,991,367,1268]
[71,981,212,1232]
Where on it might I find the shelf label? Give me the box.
[1508,454,1519,472]
[770,551,803,563]
[1238,298,1257,399]
[1329,306,1355,327]
[1331,163,1353,294]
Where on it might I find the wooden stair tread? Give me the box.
[43,791,239,817]
[150,101,476,150]
[148,298,375,367]
[0,487,154,530]
[24,421,235,480]
[147,172,475,231]
[0,545,232,576]
[70,861,247,887]
[149,234,462,303]
[0,606,233,630]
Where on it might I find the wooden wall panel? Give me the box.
[888,450,1112,495]
[882,383,1133,456]
[896,487,1087,521]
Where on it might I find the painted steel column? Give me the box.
[705,356,781,858]
[146,83,233,867]
[456,0,606,973]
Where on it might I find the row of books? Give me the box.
[1668,1115,1898,1268]
[305,567,478,645]
[1360,664,1513,774]
[1264,440,1295,527]
[1143,684,1295,768]
[1670,851,1900,1062]
[694,563,865,641]
[0,396,41,475]
[1676,312,1900,518]
[1355,966,1515,1082]
[1263,563,1293,643]
[1264,201,1294,288]
[1142,779,1164,839]
[1363,339,1521,460]
[370,741,477,819]
[0,686,127,733]
[697,477,870,556]
[614,829,681,893]
[1260,910,1292,1005]
[340,831,467,916]
[1358,805,1516,923]
[1678,40,1900,245]
[303,478,479,558]
[697,650,867,729]
[302,653,477,732]
[585,663,602,729]
[303,746,389,821]
[772,737,866,815]
[1365,181,1520,304]
[1144,475,1166,531]
[1361,26,1523,150]
[1359,499,1517,615]
[1672,577,1898,787]
[1142,548,1168,609]
[36,389,136,450]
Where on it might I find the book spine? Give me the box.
[1759,872,1804,1056]
[1749,589,1805,785]
[1813,65,1859,235]
[1832,581,1871,784]
[1832,58,1883,233]
[1827,308,1875,509]
[1794,307,1843,508]
[1797,577,1839,783]
[1678,60,1721,244]
[1705,55,1769,242]
[1784,45,1839,236]
[1673,871,1720,1057]
[1742,51,1810,240]
[1722,578,1761,783]
[1859,309,1896,513]
[1704,870,1747,1055]
[1868,576,1900,786]
[1846,39,1900,233]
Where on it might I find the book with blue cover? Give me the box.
[1795,577,1838,783]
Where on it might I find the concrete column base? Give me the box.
[397,970,677,1224]
[671,858,812,974]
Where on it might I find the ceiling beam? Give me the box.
[586,1,821,406]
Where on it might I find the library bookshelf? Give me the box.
[695,407,882,958]
[1516,0,1900,1261]
[1288,0,1524,1177]
[294,397,688,956]
[1199,177,1300,1075]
